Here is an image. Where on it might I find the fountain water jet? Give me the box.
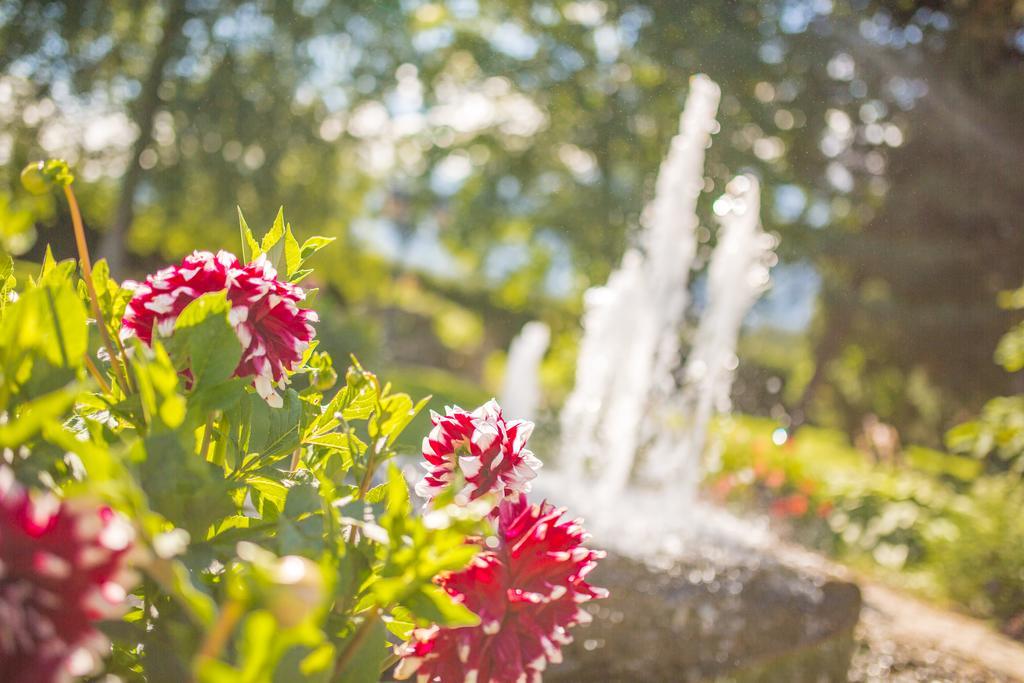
[559,74,722,499]
[557,74,775,516]
[499,321,550,422]
[543,75,861,683]
[639,174,776,500]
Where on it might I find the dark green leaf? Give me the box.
[172,291,243,389]
[333,617,387,683]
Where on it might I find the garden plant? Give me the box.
[0,160,605,683]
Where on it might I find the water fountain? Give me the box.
[639,174,776,498]
[542,75,862,681]
[499,321,550,422]
[559,74,719,499]
[554,74,776,537]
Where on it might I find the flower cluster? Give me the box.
[415,400,542,504]
[120,250,317,407]
[0,469,136,683]
[400,401,606,683]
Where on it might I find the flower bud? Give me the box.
[20,161,49,195]
[312,364,338,391]
[20,159,74,195]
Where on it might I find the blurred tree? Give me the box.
[1,0,1022,443]
[795,1,1024,442]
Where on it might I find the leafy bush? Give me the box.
[714,282,1024,633]
[946,282,1024,475]
[712,415,1024,632]
[712,418,963,570]
[0,161,604,682]
[931,477,1024,627]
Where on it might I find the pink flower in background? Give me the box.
[0,469,136,683]
[120,250,317,407]
[395,495,606,683]
[415,400,542,505]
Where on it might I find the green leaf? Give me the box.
[191,377,250,414]
[277,515,325,556]
[298,236,336,263]
[238,611,277,680]
[88,258,134,342]
[406,584,480,628]
[364,483,388,505]
[905,445,983,482]
[284,224,301,278]
[0,271,87,376]
[39,244,57,278]
[305,366,379,437]
[138,431,237,537]
[172,291,243,389]
[238,207,260,263]
[333,618,387,683]
[0,249,14,315]
[146,557,217,627]
[128,339,184,429]
[377,394,430,447]
[383,464,411,519]
[262,207,287,273]
[383,606,416,640]
[0,385,77,446]
[304,432,362,469]
[40,278,87,367]
[255,389,305,457]
[284,477,322,517]
[273,642,335,683]
[247,476,288,514]
[995,321,1024,372]
[289,268,314,284]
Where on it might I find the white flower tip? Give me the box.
[458,455,483,478]
[228,306,249,326]
[473,398,502,420]
[471,426,497,451]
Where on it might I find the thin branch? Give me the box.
[193,599,244,668]
[63,184,132,395]
[83,354,112,394]
[332,611,380,682]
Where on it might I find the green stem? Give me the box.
[356,432,384,500]
[357,451,377,499]
[83,354,112,394]
[63,184,133,395]
[193,599,245,669]
[379,653,400,674]
[332,611,380,682]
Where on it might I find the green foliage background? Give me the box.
[1,0,1023,446]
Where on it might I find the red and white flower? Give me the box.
[0,469,136,683]
[120,250,317,407]
[415,400,542,505]
[395,495,606,683]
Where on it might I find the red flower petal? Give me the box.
[0,470,136,683]
[120,250,317,406]
[396,496,606,683]
[415,401,542,505]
